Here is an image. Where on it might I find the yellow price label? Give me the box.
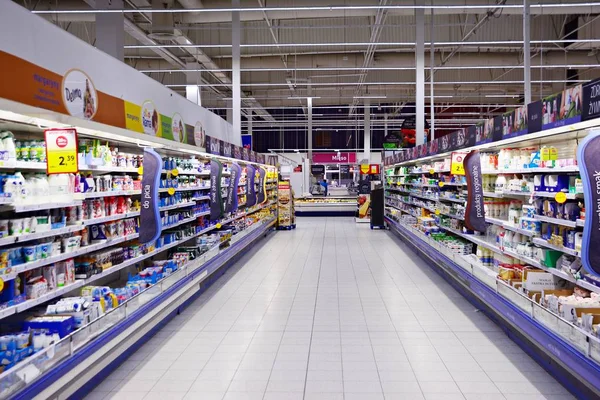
[0,277,4,292]
[216,223,222,229]
[438,181,445,188]
[167,187,175,196]
[138,166,144,175]
[44,128,78,174]
[555,192,567,204]
[435,209,441,215]
[171,168,179,176]
[429,169,435,174]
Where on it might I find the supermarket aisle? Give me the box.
[87,217,573,400]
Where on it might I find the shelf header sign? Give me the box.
[450,152,467,176]
[44,128,78,174]
[313,152,357,164]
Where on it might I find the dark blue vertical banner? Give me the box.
[528,101,543,134]
[139,148,162,243]
[225,163,241,213]
[582,79,600,121]
[246,165,257,207]
[464,151,487,232]
[577,132,600,276]
[210,159,224,221]
[257,167,266,204]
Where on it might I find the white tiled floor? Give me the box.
[86,217,575,400]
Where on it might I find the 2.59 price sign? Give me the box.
[44,128,79,174]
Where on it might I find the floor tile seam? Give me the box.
[301,218,330,400]
[158,229,297,397]
[381,225,511,396]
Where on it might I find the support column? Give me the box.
[247,110,253,136]
[415,2,425,145]
[430,4,435,140]
[523,0,532,104]
[307,97,313,161]
[232,0,242,138]
[226,101,233,125]
[95,0,124,61]
[185,62,202,106]
[384,114,388,138]
[364,100,371,162]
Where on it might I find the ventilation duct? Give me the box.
[148,0,179,41]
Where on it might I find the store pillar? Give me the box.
[232,0,242,138]
[95,0,124,62]
[415,2,425,145]
[523,0,532,105]
[364,100,371,162]
[307,97,313,161]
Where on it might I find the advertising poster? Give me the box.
[209,159,224,220]
[464,151,487,232]
[242,148,250,161]
[383,131,403,149]
[576,132,600,276]
[246,165,257,207]
[528,101,543,134]
[439,134,451,153]
[582,78,600,121]
[224,163,241,213]
[542,84,583,130]
[256,167,267,204]
[492,115,503,142]
[465,126,477,147]
[139,148,162,243]
[501,105,528,139]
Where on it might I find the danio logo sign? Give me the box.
[62,69,97,120]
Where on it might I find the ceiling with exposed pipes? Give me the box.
[15,0,600,141]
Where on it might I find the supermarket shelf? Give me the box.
[193,195,211,201]
[409,192,438,202]
[485,216,509,226]
[11,218,276,400]
[0,224,85,246]
[161,169,209,176]
[534,191,583,199]
[80,165,139,173]
[483,191,504,198]
[81,212,140,226]
[0,197,13,205]
[408,169,450,174]
[502,224,537,237]
[440,182,465,186]
[502,190,533,198]
[8,201,83,213]
[534,215,579,228]
[0,161,46,171]
[0,281,85,320]
[385,216,600,397]
[441,225,502,253]
[438,196,465,204]
[162,216,197,230]
[158,186,210,193]
[78,190,141,199]
[532,238,579,257]
[482,166,580,175]
[196,210,210,217]
[438,211,465,221]
[159,201,195,212]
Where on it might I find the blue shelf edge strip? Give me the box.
[11,220,275,400]
[384,216,600,397]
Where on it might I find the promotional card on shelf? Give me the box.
[246,165,257,207]
[139,148,162,244]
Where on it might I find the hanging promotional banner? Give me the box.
[312,152,357,164]
[582,78,600,121]
[139,148,162,243]
[44,128,79,174]
[450,152,468,175]
[256,167,267,204]
[464,151,487,232]
[209,159,224,220]
[241,134,252,149]
[541,85,583,130]
[383,131,403,149]
[576,131,600,276]
[225,163,241,213]
[311,165,325,175]
[246,165,257,207]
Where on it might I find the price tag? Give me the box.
[167,187,175,196]
[429,169,435,174]
[555,192,567,204]
[435,209,441,215]
[450,152,467,175]
[138,166,144,175]
[0,277,4,293]
[216,223,222,229]
[45,128,78,174]
[438,181,445,188]
[171,168,179,177]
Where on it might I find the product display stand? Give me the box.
[383,106,600,398]
[295,196,355,216]
[276,180,296,230]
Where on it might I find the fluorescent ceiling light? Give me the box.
[485,94,521,98]
[353,95,387,99]
[287,96,321,99]
[32,3,600,14]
